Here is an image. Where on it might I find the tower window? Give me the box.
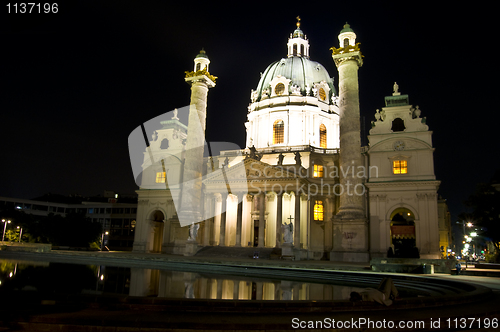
[313,164,324,178]
[274,83,285,96]
[314,200,324,221]
[160,138,169,149]
[293,44,297,56]
[156,172,166,183]
[300,44,304,56]
[391,118,405,132]
[273,120,284,144]
[196,63,201,71]
[393,160,408,174]
[319,124,327,148]
[343,38,349,48]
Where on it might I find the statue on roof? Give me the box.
[172,108,179,120]
[393,82,399,95]
[277,153,285,166]
[294,151,302,166]
[247,145,262,161]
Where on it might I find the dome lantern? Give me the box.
[193,48,210,72]
[338,23,356,49]
[287,16,310,58]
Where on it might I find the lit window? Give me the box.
[319,124,327,148]
[314,200,324,221]
[273,120,284,144]
[319,88,326,101]
[313,164,324,178]
[156,172,166,183]
[274,83,285,96]
[393,160,407,174]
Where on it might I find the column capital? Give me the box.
[332,51,363,68]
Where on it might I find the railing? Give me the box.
[220,145,339,156]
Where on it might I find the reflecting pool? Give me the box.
[0,259,368,301]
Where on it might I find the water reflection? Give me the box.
[130,269,364,301]
[0,259,364,301]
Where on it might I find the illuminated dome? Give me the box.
[250,18,336,106]
[254,57,336,104]
[245,19,340,150]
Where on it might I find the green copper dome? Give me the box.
[195,49,208,58]
[293,28,304,38]
[340,23,354,33]
[255,56,336,104]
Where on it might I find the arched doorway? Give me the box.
[389,208,419,258]
[151,210,165,253]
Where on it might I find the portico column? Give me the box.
[258,192,266,248]
[235,192,244,247]
[203,194,213,246]
[294,191,301,249]
[276,192,283,248]
[219,192,227,246]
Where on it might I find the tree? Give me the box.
[464,170,500,261]
[0,207,102,247]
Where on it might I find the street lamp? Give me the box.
[16,226,23,243]
[1,219,11,242]
[101,231,109,251]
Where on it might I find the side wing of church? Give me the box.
[131,20,443,262]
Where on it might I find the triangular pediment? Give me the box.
[203,157,298,184]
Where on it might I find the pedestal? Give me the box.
[184,240,198,256]
[330,218,369,262]
[282,242,294,258]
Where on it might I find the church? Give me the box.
[130,20,443,262]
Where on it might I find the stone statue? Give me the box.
[374,109,381,121]
[305,84,311,96]
[250,89,258,102]
[172,108,179,120]
[380,109,386,121]
[290,84,301,95]
[184,282,194,298]
[247,145,262,161]
[414,105,421,118]
[331,95,339,106]
[261,88,269,99]
[282,222,293,243]
[294,151,302,166]
[151,131,158,141]
[188,222,199,241]
[393,82,399,94]
[277,153,284,166]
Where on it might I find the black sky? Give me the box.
[1,1,497,222]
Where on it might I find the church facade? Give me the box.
[131,21,442,262]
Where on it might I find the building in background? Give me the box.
[0,191,137,250]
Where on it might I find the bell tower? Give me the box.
[178,50,217,227]
[330,24,369,262]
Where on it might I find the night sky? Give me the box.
[1,1,497,222]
